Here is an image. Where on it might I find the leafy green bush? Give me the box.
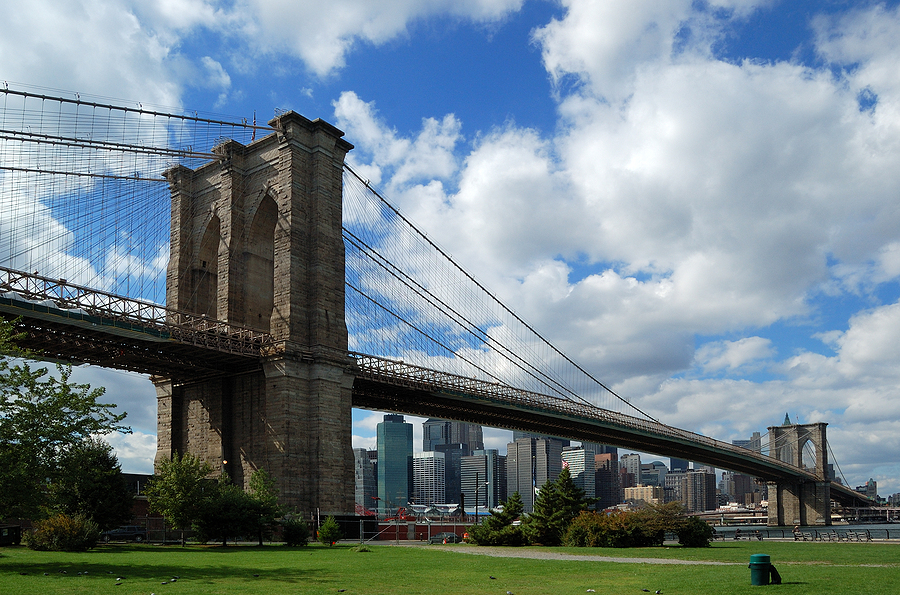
[676,516,715,547]
[281,515,310,546]
[564,503,715,548]
[564,510,660,547]
[317,515,342,546]
[25,513,100,551]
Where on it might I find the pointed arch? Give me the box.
[243,194,277,331]
[192,214,220,316]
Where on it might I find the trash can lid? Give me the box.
[749,554,770,564]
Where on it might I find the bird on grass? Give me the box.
[489,576,496,580]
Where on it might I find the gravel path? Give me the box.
[417,545,740,566]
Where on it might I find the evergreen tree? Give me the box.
[467,491,527,546]
[317,515,342,546]
[524,467,590,546]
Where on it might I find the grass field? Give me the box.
[1,540,898,595]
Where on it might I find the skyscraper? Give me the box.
[682,469,717,513]
[507,436,566,512]
[461,449,507,511]
[562,446,596,501]
[436,442,467,504]
[732,431,762,453]
[620,453,641,477]
[422,418,484,453]
[581,441,617,456]
[669,457,689,473]
[535,437,564,488]
[507,437,536,512]
[412,451,445,506]
[377,414,413,515]
[353,448,377,513]
[594,452,620,509]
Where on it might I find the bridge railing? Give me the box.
[350,352,820,481]
[0,266,273,356]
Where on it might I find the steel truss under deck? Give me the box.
[0,268,872,506]
[1,266,273,378]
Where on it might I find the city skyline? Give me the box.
[3,0,899,494]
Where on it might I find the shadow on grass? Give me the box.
[0,544,348,586]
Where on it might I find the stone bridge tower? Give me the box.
[767,422,831,526]
[155,112,354,514]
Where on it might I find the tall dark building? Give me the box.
[423,418,484,453]
[377,414,413,514]
[435,443,467,504]
[594,452,620,509]
[669,458,690,472]
[461,449,507,511]
[506,436,565,512]
[353,448,377,513]
[682,469,717,512]
[581,441,617,456]
[423,419,484,505]
[507,437,536,512]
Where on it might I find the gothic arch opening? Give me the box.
[244,195,277,331]
[801,438,818,473]
[192,215,220,316]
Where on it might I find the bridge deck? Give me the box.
[0,267,870,506]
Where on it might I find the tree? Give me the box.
[0,318,130,519]
[281,514,310,546]
[193,475,260,546]
[49,437,134,531]
[145,452,213,545]
[524,467,591,546]
[467,491,527,546]
[317,515,342,546]
[677,515,716,547]
[248,469,282,546]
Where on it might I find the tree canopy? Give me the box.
[0,318,131,519]
[145,452,213,543]
[49,437,134,531]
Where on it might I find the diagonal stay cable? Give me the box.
[345,280,510,387]
[343,228,579,401]
[344,163,660,423]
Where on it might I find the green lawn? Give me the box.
[1,541,898,595]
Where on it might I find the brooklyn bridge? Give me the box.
[0,87,872,526]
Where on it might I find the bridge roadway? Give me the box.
[0,267,871,507]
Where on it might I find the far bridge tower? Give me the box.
[767,422,831,526]
[155,112,354,514]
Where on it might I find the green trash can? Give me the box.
[749,554,771,586]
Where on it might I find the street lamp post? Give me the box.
[474,472,490,525]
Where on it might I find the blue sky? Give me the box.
[2,0,900,497]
